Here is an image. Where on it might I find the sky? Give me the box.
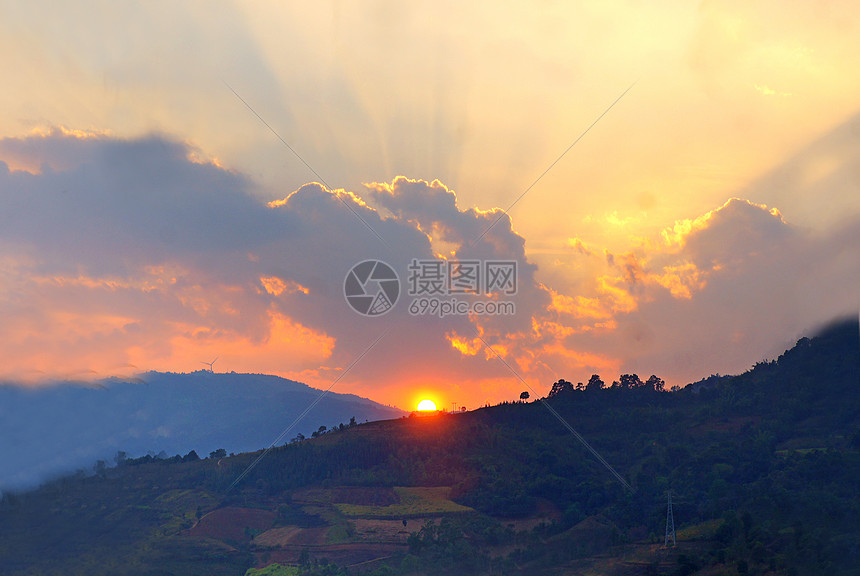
[1,0,858,410]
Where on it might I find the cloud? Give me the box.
[754,84,792,97]
[555,196,859,385]
[566,237,594,256]
[0,131,328,380]
[745,111,860,229]
[1,129,857,407]
[0,132,559,407]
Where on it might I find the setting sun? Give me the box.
[416,399,437,412]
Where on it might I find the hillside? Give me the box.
[0,318,857,575]
[0,371,404,492]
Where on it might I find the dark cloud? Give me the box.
[0,130,273,279]
[678,198,795,270]
[0,131,553,404]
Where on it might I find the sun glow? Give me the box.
[416,399,437,412]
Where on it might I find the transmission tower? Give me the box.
[664,490,676,548]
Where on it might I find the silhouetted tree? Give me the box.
[645,374,666,392]
[209,448,227,459]
[520,391,530,402]
[548,379,573,397]
[618,374,643,389]
[586,374,604,391]
[182,450,200,462]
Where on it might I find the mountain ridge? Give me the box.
[0,317,857,575]
[0,370,404,492]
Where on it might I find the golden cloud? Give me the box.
[260,276,309,296]
[446,332,482,356]
[661,198,783,249]
[653,262,707,299]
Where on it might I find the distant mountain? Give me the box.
[0,371,404,492]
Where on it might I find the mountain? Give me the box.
[0,318,857,575]
[0,371,404,492]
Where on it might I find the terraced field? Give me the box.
[183,486,479,573]
[332,486,473,518]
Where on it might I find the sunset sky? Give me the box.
[1,1,858,410]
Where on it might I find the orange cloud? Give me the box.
[29,126,108,139]
[447,332,482,356]
[548,289,613,321]
[260,276,309,296]
[566,236,594,255]
[162,309,335,376]
[661,198,784,249]
[538,342,619,376]
[596,276,640,314]
[653,262,707,299]
[267,184,370,210]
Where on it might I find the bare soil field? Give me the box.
[189,506,276,542]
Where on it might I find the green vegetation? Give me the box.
[675,519,722,541]
[245,564,300,576]
[334,487,472,517]
[0,318,857,575]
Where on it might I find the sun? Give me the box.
[416,399,437,412]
